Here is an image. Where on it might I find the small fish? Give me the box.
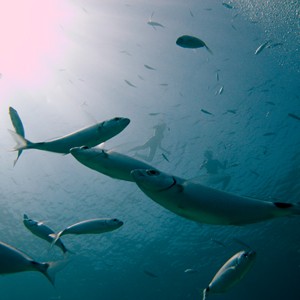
[120,50,131,56]
[222,3,233,9]
[265,101,275,105]
[267,42,283,49]
[176,35,213,54]
[162,153,170,162]
[159,83,168,87]
[226,109,237,114]
[189,9,194,17]
[288,113,300,121]
[184,268,198,274]
[263,132,276,136]
[50,218,123,247]
[147,20,165,28]
[0,241,67,285]
[143,269,158,278]
[144,64,156,70]
[23,214,69,255]
[124,79,137,88]
[218,86,224,95]
[254,41,270,55]
[201,109,214,116]
[202,250,256,299]
[149,113,160,116]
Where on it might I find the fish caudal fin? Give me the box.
[32,259,70,286]
[8,129,34,152]
[274,202,300,216]
[49,231,64,249]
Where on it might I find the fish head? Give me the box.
[106,218,124,229]
[131,169,175,192]
[98,117,130,139]
[23,215,38,228]
[238,250,257,268]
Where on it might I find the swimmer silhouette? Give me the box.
[129,123,170,162]
[199,150,231,190]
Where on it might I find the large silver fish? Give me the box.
[23,214,69,255]
[9,116,130,158]
[203,250,256,299]
[70,146,156,182]
[131,169,300,225]
[50,218,123,246]
[0,241,65,285]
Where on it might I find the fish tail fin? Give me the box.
[49,231,64,249]
[205,45,213,55]
[32,259,71,286]
[8,129,34,151]
[274,202,300,216]
[13,150,23,167]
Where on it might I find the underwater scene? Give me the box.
[0,0,299,299]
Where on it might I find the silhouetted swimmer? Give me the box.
[199,150,231,189]
[129,123,170,162]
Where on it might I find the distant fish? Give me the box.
[149,112,160,116]
[147,12,164,29]
[0,240,66,286]
[263,132,276,136]
[23,214,69,255]
[176,35,213,54]
[189,9,194,17]
[50,218,124,247]
[265,101,275,105]
[147,20,165,29]
[9,107,25,166]
[202,250,256,299]
[211,239,226,248]
[201,109,214,116]
[267,42,283,49]
[225,109,237,114]
[222,2,233,9]
[184,268,198,274]
[144,64,156,70]
[143,270,158,278]
[288,113,300,121]
[120,50,131,56]
[159,83,169,87]
[218,86,224,95]
[124,79,137,88]
[162,153,170,162]
[254,41,270,55]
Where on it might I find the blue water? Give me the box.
[0,0,299,299]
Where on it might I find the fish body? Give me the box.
[0,241,57,285]
[131,169,300,225]
[254,41,270,55]
[70,146,156,182]
[10,117,130,155]
[23,214,68,254]
[176,35,213,54]
[50,218,123,246]
[203,250,256,299]
[147,21,164,28]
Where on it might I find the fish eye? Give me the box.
[114,117,121,121]
[81,146,89,150]
[113,218,118,222]
[146,170,160,176]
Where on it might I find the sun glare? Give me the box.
[0,0,72,100]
